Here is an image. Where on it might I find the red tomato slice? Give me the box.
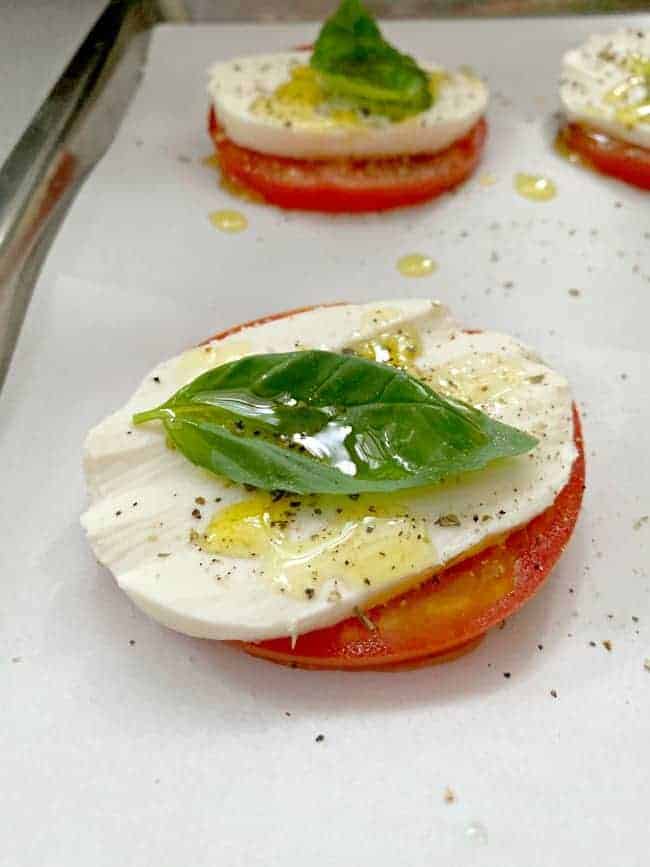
[561,123,650,191]
[208,107,487,212]
[241,409,584,670]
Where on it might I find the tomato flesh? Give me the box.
[561,123,650,191]
[208,107,487,212]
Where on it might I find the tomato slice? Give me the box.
[208,107,487,212]
[561,123,650,191]
[239,410,584,670]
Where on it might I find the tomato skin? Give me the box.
[249,635,486,673]
[208,107,487,212]
[562,123,650,191]
[240,411,584,670]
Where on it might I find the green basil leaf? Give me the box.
[310,0,433,120]
[132,350,537,495]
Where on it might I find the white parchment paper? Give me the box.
[1,17,649,867]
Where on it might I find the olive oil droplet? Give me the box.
[514,173,557,202]
[202,492,436,601]
[426,352,527,407]
[252,66,362,128]
[397,254,437,278]
[465,822,489,846]
[209,210,248,233]
[351,327,422,370]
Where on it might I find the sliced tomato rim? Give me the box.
[201,304,585,672]
[207,106,487,212]
[559,122,650,191]
[249,634,487,673]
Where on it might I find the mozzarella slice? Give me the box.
[208,51,488,159]
[560,29,650,150]
[81,300,576,643]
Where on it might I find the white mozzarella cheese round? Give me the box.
[208,51,488,159]
[81,300,577,643]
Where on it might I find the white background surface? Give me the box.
[2,16,650,866]
[0,0,107,167]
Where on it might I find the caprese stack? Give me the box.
[206,0,488,211]
[559,29,650,190]
[82,300,584,671]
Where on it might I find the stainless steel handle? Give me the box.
[0,0,155,391]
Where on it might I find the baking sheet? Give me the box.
[2,16,649,867]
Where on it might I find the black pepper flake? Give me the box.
[192,508,202,519]
[550,689,558,699]
[304,588,315,599]
[602,640,613,652]
[129,639,136,646]
[115,510,122,517]
[315,734,325,743]
[153,376,160,383]
[503,672,511,679]
[435,514,461,527]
